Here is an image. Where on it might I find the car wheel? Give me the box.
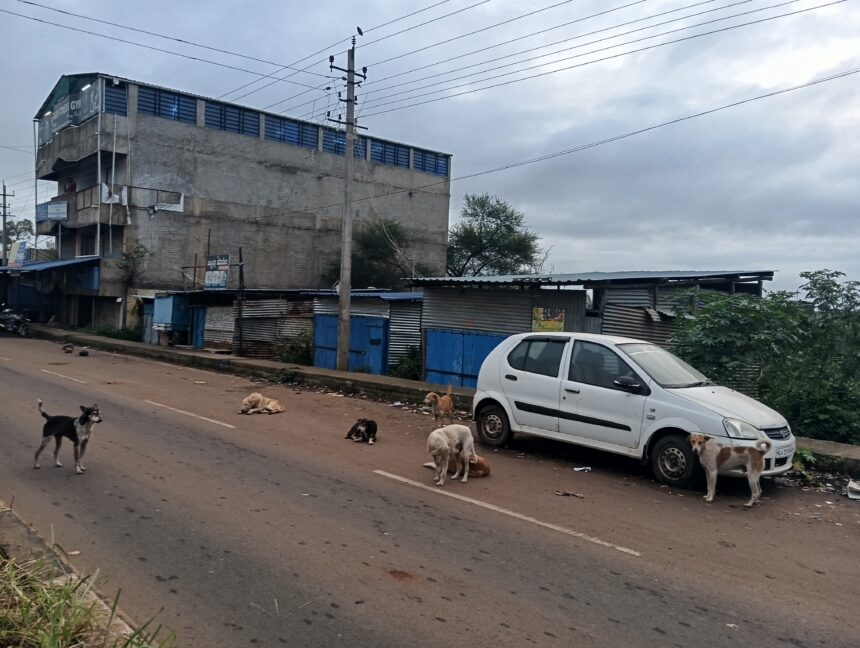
[651,434,699,488]
[477,404,513,448]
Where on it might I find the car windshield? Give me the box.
[617,343,712,388]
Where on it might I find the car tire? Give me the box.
[651,434,699,488]
[476,403,513,448]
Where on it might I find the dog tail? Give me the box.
[37,399,49,420]
[756,439,772,453]
[445,383,453,398]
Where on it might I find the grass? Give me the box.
[0,555,175,648]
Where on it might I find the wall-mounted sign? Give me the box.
[35,201,69,222]
[37,81,101,146]
[532,306,565,332]
[204,254,230,289]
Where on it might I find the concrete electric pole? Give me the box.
[1,182,14,267]
[329,32,367,371]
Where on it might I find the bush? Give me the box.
[388,345,422,381]
[274,330,313,366]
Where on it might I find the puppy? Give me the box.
[689,434,772,507]
[424,384,454,425]
[423,451,491,478]
[436,424,478,483]
[427,428,453,486]
[345,418,378,445]
[34,399,103,475]
[239,392,285,415]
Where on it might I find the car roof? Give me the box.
[510,331,649,345]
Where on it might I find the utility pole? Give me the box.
[329,31,367,371]
[1,182,14,267]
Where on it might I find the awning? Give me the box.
[0,257,100,273]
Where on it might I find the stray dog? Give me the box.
[689,434,772,507]
[34,399,103,475]
[345,418,378,445]
[239,392,285,415]
[437,424,478,483]
[424,385,454,425]
[423,452,490,478]
[427,428,453,486]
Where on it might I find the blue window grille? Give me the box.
[103,83,128,116]
[264,115,319,149]
[413,148,449,177]
[370,140,409,168]
[322,129,367,158]
[204,101,259,137]
[138,87,197,124]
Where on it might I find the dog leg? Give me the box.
[704,469,717,503]
[745,472,760,507]
[53,436,64,467]
[74,444,83,475]
[78,439,89,472]
[33,437,51,469]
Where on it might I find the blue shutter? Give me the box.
[223,106,240,132]
[354,136,367,159]
[104,83,127,115]
[300,123,318,149]
[138,86,156,115]
[178,95,197,123]
[204,102,221,129]
[323,129,345,155]
[395,144,409,168]
[241,110,259,137]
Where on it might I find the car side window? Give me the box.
[569,341,637,389]
[507,339,567,378]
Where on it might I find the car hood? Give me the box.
[668,385,787,428]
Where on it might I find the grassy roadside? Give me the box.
[0,554,175,648]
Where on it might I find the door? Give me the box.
[142,301,157,345]
[559,340,647,448]
[190,306,206,348]
[313,314,389,375]
[424,328,509,387]
[500,336,569,433]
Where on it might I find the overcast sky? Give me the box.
[1,0,857,291]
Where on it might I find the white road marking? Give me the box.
[373,470,641,557]
[0,356,11,361]
[143,399,236,429]
[40,369,88,384]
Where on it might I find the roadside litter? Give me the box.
[847,479,860,500]
[573,466,592,473]
[555,490,584,498]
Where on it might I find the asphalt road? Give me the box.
[0,337,857,647]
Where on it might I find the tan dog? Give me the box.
[423,453,490,478]
[689,434,772,507]
[424,385,454,425]
[239,392,285,415]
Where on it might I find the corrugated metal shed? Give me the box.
[203,306,234,349]
[601,303,678,347]
[412,270,773,288]
[231,297,316,358]
[389,301,422,368]
[422,288,532,334]
[314,297,390,319]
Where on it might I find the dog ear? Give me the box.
[80,405,88,413]
[703,435,712,442]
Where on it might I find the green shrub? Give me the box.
[274,330,313,366]
[388,345,422,381]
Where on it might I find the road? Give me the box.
[0,337,857,647]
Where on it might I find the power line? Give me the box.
[359,1,843,118]
[299,65,860,213]
[219,0,475,103]
[0,8,324,91]
[353,0,784,114]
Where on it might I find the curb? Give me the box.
[0,499,138,642]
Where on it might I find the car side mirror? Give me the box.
[614,376,642,392]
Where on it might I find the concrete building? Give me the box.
[28,73,451,326]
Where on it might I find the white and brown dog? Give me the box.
[424,385,454,425]
[689,433,772,507]
[239,392,285,415]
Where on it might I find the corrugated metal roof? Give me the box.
[304,290,423,301]
[0,257,99,273]
[411,270,773,287]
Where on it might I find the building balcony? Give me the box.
[36,185,128,235]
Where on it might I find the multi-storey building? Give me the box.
[28,73,451,326]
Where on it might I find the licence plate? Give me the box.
[775,447,793,459]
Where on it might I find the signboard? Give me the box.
[204,255,230,289]
[35,201,69,222]
[37,81,101,145]
[8,241,28,268]
[532,306,565,332]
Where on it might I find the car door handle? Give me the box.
[564,387,580,394]
[504,374,518,381]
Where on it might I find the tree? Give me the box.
[117,240,152,329]
[324,219,432,290]
[446,194,545,277]
[2,218,33,254]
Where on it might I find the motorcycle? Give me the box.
[0,304,31,337]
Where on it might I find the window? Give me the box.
[413,148,449,176]
[138,87,196,123]
[79,231,96,257]
[370,139,409,168]
[569,341,638,390]
[264,115,318,148]
[104,82,128,116]
[204,101,259,137]
[507,338,567,378]
[322,129,367,158]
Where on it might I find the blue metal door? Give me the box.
[313,314,338,369]
[313,314,389,375]
[425,328,509,387]
[190,306,206,348]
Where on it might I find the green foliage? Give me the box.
[81,325,143,341]
[272,368,300,384]
[388,345,422,381]
[2,218,33,250]
[324,219,432,289]
[274,330,314,366]
[447,194,545,276]
[670,270,860,444]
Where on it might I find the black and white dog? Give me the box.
[345,418,378,445]
[34,399,103,474]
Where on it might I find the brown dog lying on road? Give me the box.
[239,392,285,415]
[423,453,491,479]
[689,433,772,507]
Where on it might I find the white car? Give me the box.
[473,332,795,487]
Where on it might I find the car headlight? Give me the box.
[723,418,763,440]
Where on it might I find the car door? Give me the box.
[558,340,648,448]
[500,336,569,433]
